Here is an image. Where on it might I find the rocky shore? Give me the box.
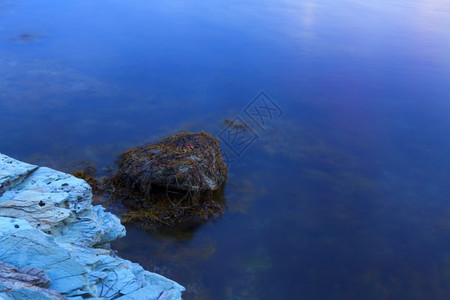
[0,153,184,299]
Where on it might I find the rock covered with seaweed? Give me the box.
[113,131,227,193]
[110,131,228,231]
[0,153,184,299]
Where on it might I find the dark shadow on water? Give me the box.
[11,33,42,43]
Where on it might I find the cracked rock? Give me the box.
[0,153,184,299]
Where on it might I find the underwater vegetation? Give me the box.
[223,119,248,131]
[71,162,100,191]
[13,33,40,43]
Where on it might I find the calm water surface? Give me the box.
[1,0,450,299]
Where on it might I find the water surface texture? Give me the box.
[1,0,450,299]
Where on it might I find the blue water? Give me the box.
[1,0,450,298]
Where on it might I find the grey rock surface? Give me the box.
[0,261,51,287]
[0,153,184,300]
[0,260,65,300]
[0,154,38,195]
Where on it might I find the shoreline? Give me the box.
[0,153,184,299]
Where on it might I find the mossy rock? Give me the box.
[110,131,228,231]
[113,131,227,195]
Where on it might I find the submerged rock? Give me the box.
[0,153,184,299]
[111,132,227,231]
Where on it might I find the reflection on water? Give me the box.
[1,0,450,299]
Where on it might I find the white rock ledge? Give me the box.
[0,153,184,300]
